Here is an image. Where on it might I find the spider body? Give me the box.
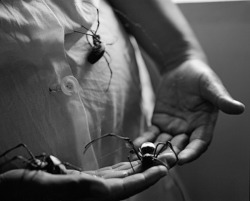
[28,154,67,174]
[74,6,113,91]
[84,133,178,171]
[139,142,157,168]
[0,143,81,174]
[87,35,106,64]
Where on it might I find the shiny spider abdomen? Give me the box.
[87,42,106,64]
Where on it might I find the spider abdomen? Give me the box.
[141,154,155,168]
[140,142,155,155]
[87,43,106,64]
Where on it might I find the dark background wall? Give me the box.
[175,1,249,201]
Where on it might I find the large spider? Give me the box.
[74,5,112,91]
[84,133,178,171]
[0,143,81,174]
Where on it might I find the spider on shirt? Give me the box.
[74,5,114,92]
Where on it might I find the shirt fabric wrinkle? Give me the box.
[0,0,182,200]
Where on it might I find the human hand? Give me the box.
[134,59,245,165]
[0,161,167,201]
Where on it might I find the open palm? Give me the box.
[136,60,245,165]
[0,161,167,201]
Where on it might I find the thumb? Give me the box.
[201,70,245,115]
[217,96,245,115]
[133,125,160,148]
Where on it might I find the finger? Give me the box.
[1,169,96,200]
[153,133,172,155]
[107,165,168,200]
[177,125,213,165]
[170,134,189,154]
[154,134,187,157]
[200,68,245,115]
[100,170,130,179]
[133,125,160,147]
[84,166,114,176]
[154,133,172,144]
[111,160,140,170]
[85,161,142,179]
[85,161,140,177]
[112,160,141,171]
[217,96,245,115]
[101,164,142,179]
[155,134,189,168]
[94,165,141,179]
[65,169,83,175]
[177,139,209,165]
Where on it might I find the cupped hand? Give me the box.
[134,59,245,165]
[0,161,167,201]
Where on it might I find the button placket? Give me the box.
[61,76,80,96]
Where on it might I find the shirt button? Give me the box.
[61,76,79,96]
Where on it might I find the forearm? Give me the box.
[108,0,207,72]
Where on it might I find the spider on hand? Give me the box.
[84,133,178,171]
[0,143,81,174]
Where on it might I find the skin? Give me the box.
[0,161,167,201]
[134,60,244,164]
[108,0,245,164]
[0,0,245,200]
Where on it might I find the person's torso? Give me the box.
[0,0,143,171]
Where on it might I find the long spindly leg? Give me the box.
[94,7,100,35]
[76,2,99,36]
[86,34,93,47]
[167,141,179,163]
[127,155,135,173]
[63,162,82,172]
[84,133,141,161]
[0,155,38,170]
[154,141,179,165]
[103,54,112,92]
[0,143,36,162]
[35,153,49,170]
[154,142,169,158]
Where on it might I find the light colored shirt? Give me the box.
[0,0,143,170]
[0,0,184,200]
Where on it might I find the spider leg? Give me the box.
[0,155,39,170]
[154,141,179,166]
[74,30,94,38]
[84,133,119,154]
[104,50,112,61]
[35,153,48,169]
[167,141,179,163]
[127,155,135,173]
[0,143,36,162]
[73,30,95,48]
[63,162,82,172]
[79,2,99,35]
[86,34,93,47]
[84,133,141,161]
[35,153,46,161]
[94,8,100,35]
[154,142,168,158]
[103,54,112,92]
[84,133,131,152]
